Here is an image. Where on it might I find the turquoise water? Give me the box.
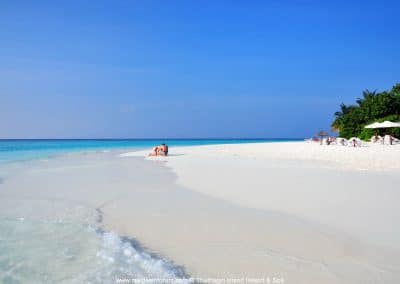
[0,138,302,283]
[0,200,189,283]
[0,139,301,163]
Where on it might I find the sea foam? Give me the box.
[0,211,189,283]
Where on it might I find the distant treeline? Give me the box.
[332,83,400,139]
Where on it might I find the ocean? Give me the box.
[0,139,301,164]
[0,139,301,283]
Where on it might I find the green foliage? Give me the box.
[332,83,400,139]
[358,128,375,141]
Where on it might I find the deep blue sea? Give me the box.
[0,139,301,163]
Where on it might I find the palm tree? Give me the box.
[332,103,355,132]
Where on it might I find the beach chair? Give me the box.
[329,137,337,145]
[384,135,399,145]
[348,137,361,147]
[370,135,383,143]
[336,137,347,146]
[383,135,391,145]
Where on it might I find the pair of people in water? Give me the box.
[149,143,168,156]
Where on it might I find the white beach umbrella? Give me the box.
[365,122,382,129]
[365,121,400,129]
[378,121,400,128]
[365,121,400,144]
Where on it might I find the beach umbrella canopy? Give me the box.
[365,122,382,129]
[316,130,329,137]
[378,121,400,128]
[365,121,400,129]
[316,130,329,145]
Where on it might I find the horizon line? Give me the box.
[0,137,305,141]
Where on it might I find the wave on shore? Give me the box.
[0,203,188,283]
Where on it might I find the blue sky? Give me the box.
[1,0,399,138]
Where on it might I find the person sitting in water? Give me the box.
[148,144,168,156]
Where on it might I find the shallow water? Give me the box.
[0,139,301,163]
[0,138,296,282]
[0,199,188,283]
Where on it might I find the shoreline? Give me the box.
[1,142,400,283]
[0,139,301,165]
[0,152,192,282]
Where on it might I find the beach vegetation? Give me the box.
[332,83,400,139]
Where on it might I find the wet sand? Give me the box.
[1,142,400,283]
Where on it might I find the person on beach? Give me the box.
[158,144,168,156]
[148,144,168,156]
[149,146,160,156]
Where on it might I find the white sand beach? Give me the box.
[120,142,400,282]
[1,142,400,283]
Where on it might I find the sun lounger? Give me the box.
[336,137,348,146]
[370,135,383,143]
[348,137,361,147]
